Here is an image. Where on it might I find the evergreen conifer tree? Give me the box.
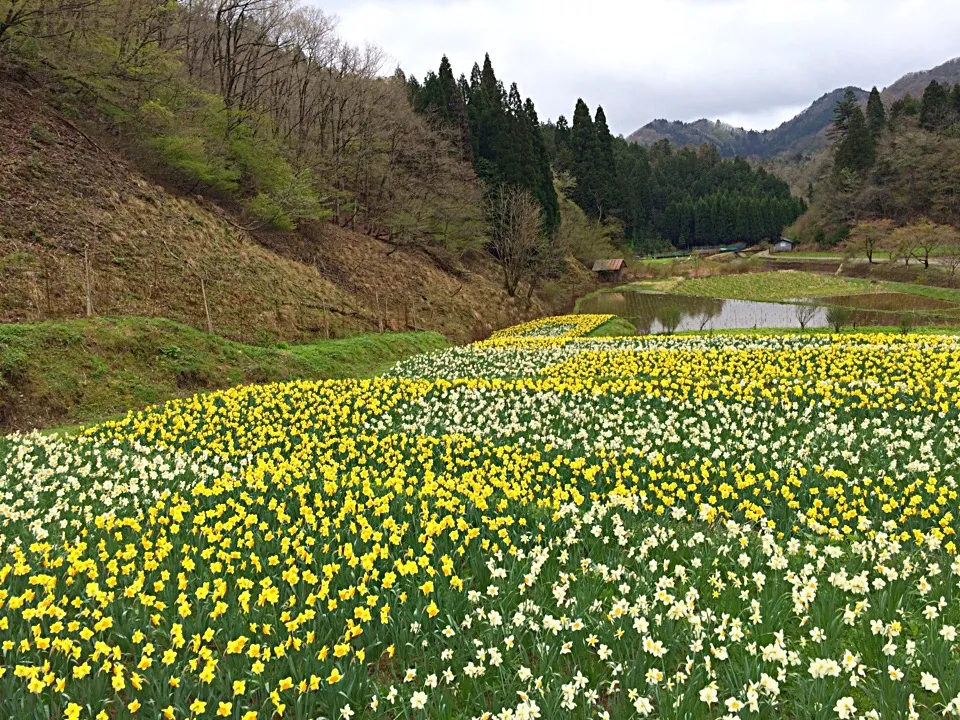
[553,115,573,173]
[593,106,618,219]
[467,54,506,184]
[433,56,473,161]
[920,80,950,131]
[570,99,599,215]
[866,87,886,138]
[468,62,482,93]
[835,106,874,174]
[524,99,560,234]
[734,198,750,241]
[499,82,533,189]
[829,89,860,141]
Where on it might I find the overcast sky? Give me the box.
[316,0,960,136]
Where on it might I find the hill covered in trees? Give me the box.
[542,102,805,250]
[0,0,488,247]
[0,1,603,335]
[628,57,960,160]
[405,55,559,235]
[1,0,808,328]
[409,55,806,252]
[789,78,960,249]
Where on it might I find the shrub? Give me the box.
[825,306,852,333]
[898,313,918,334]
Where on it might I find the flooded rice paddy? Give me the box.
[577,290,960,334]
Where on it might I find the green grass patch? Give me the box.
[585,317,637,337]
[668,271,872,301]
[876,280,960,304]
[0,317,448,432]
[599,270,960,306]
[785,251,895,261]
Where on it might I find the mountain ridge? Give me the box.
[627,56,960,159]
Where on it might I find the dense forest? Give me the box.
[794,79,960,247]
[543,102,805,250]
[409,56,806,252]
[405,55,559,234]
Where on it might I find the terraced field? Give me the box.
[3,315,960,718]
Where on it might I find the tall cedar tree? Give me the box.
[407,54,560,234]
[524,98,560,233]
[829,90,860,140]
[438,57,473,162]
[570,99,600,215]
[410,56,474,162]
[552,115,574,173]
[469,55,506,184]
[920,80,951,131]
[500,83,536,191]
[593,106,618,219]
[866,87,886,139]
[835,105,875,174]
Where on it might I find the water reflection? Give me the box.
[812,293,959,312]
[577,291,960,334]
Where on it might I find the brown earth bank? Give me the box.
[0,78,593,345]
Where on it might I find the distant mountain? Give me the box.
[627,57,960,159]
[627,87,868,159]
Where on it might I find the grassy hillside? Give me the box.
[0,317,448,431]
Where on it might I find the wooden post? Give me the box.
[322,299,330,339]
[30,271,41,320]
[43,260,52,318]
[375,293,383,333]
[83,245,93,317]
[200,277,213,334]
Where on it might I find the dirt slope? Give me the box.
[0,79,592,344]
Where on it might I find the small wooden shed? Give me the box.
[773,237,798,253]
[592,258,624,281]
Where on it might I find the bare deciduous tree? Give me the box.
[943,253,960,286]
[0,0,97,48]
[888,219,959,268]
[889,225,920,266]
[3,0,484,245]
[795,304,817,330]
[910,219,957,268]
[847,219,893,264]
[485,186,547,297]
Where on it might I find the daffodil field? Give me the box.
[4,314,960,720]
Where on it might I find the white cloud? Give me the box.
[317,0,960,134]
